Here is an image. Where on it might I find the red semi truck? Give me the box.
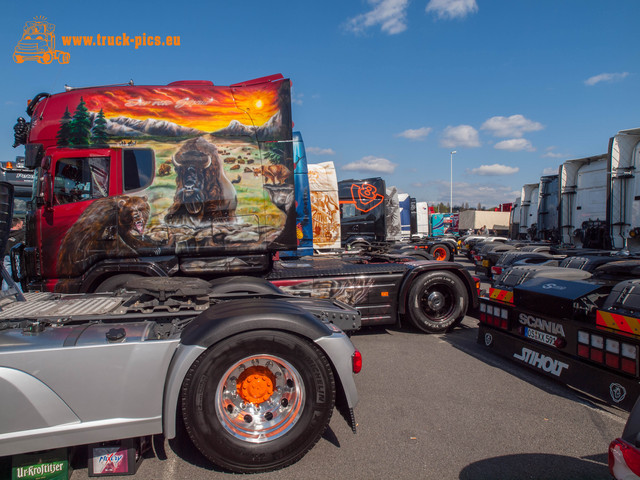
[12,75,478,334]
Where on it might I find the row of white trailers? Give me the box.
[510,128,640,252]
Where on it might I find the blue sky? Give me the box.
[2,0,638,207]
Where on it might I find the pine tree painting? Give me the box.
[91,109,108,144]
[68,97,92,146]
[56,107,72,146]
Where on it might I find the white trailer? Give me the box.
[519,183,539,239]
[416,201,430,236]
[536,174,559,241]
[509,197,521,239]
[558,154,608,247]
[609,128,640,251]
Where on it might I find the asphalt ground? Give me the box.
[64,257,629,479]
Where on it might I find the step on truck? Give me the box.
[0,180,362,473]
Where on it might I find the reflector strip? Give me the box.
[489,288,513,304]
[596,311,640,336]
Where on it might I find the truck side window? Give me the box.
[53,157,110,205]
[123,149,154,192]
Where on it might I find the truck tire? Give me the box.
[94,274,143,293]
[181,330,336,473]
[429,244,450,261]
[407,271,467,333]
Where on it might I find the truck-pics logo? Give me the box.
[13,17,70,65]
[518,312,566,337]
[513,347,569,376]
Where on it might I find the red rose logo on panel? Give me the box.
[351,183,384,213]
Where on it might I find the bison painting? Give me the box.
[164,137,237,227]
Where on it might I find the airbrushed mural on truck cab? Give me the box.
[43,81,294,290]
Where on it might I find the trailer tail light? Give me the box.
[472,276,481,295]
[578,330,638,376]
[352,350,362,374]
[609,439,640,479]
[478,301,509,330]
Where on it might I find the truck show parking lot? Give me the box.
[26,259,626,480]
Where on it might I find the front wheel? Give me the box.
[407,271,467,333]
[181,330,336,473]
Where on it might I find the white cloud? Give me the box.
[542,167,558,175]
[481,114,544,138]
[291,86,303,106]
[343,156,397,174]
[584,72,629,86]
[306,147,335,155]
[426,0,478,19]
[397,127,432,140]
[542,149,565,159]
[467,164,519,176]
[494,138,535,152]
[440,125,480,148]
[345,0,409,35]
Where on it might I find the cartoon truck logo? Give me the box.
[14,17,70,65]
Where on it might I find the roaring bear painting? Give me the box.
[57,196,151,278]
[164,137,238,227]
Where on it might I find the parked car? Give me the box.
[610,398,640,479]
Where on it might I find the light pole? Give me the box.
[450,150,457,213]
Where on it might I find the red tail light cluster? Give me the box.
[491,266,503,276]
[609,439,640,479]
[473,255,482,262]
[479,302,510,330]
[577,331,638,376]
[472,276,481,295]
[352,350,362,374]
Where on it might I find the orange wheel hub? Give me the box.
[434,248,446,261]
[236,366,277,404]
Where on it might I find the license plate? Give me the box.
[482,260,490,267]
[524,327,557,347]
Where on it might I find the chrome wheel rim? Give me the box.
[215,354,305,443]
